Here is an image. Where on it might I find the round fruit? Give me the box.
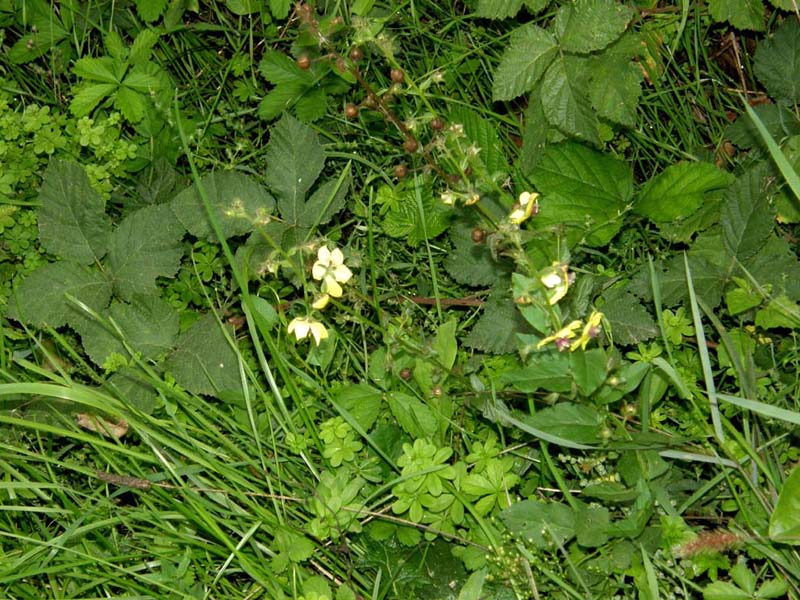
[394,164,408,179]
[297,56,311,70]
[430,117,444,131]
[471,228,485,244]
[344,103,359,119]
[403,138,418,153]
[390,68,405,83]
[349,47,364,61]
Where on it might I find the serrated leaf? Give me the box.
[587,54,642,126]
[754,20,800,103]
[529,141,632,246]
[721,166,775,262]
[767,465,800,542]
[450,107,507,175]
[107,369,158,413]
[575,504,610,547]
[518,89,550,172]
[259,50,311,84]
[298,167,350,227]
[378,182,452,246]
[114,86,146,122]
[656,193,724,243]
[74,295,179,366]
[136,0,168,22]
[129,30,160,64]
[294,86,329,122]
[464,289,532,354]
[570,348,607,396]
[599,289,658,345]
[37,159,111,265]
[636,162,734,222]
[270,0,290,18]
[163,313,241,395]
[491,23,557,102]
[727,103,800,150]
[265,114,326,223]
[500,499,575,549]
[553,0,633,54]
[8,20,69,64]
[500,351,572,393]
[257,83,307,121]
[107,204,185,301]
[709,0,764,31]
[476,0,523,19]
[73,56,119,84]
[386,391,438,439]
[540,56,600,143]
[6,262,112,328]
[227,0,261,15]
[336,384,382,431]
[743,234,800,301]
[170,170,275,240]
[630,253,728,309]
[70,83,117,117]
[445,219,510,286]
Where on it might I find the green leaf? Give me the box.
[755,295,800,329]
[575,503,610,547]
[264,114,326,224]
[757,579,789,598]
[500,499,575,548]
[114,86,146,122]
[386,392,438,439]
[519,90,550,172]
[70,83,117,117]
[600,289,658,345]
[227,0,261,15]
[433,319,458,370]
[636,162,733,222]
[721,166,775,263]
[491,23,558,102]
[570,348,607,396]
[294,86,329,122]
[754,19,800,103]
[107,369,158,413]
[529,141,632,246]
[37,159,111,265]
[500,352,572,393]
[74,295,179,366]
[702,581,751,600]
[8,20,69,64]
[270,0,290,18]
[586,53,642,127]
[257,83,307,121]
[708,0,764,31]
[742,234,800,301]
[6,262,112,328]
[769,465,800,544]
[299,167,351,227]
[553,0,633,54]
[163,313,241,395]
[129,30,160,64]
[336,384,382,431]
[107,204,185,301]
[377,181,452,246]
[259,50,311,85]
[73,56,119,84]
[458,569,487,600]
[727,104,800,150]
[540,56,599,143]
[135,0,168,22]
[476,0,523,19]
[523,402,604,445]
[450,107,507,175]
[171,171,275,240]
[445,218,510,286]
[630,253,728,309]
[463,288,532,354]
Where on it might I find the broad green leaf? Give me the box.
[491,23,557,102]
[756,579,789,598]
[553,0,633,54]
[122,67,162,93]
[386,392,438,439]
[445,218,510,286]
[702,581,750,600]
[298,167,351,227]
[599,289,658,345]
[529,142,632,246]
[742,234,800,301]
[463,289,532,354]
[114,86,146,122]
[630,253,728,309]
[755,295,800,329]
[754,19,800,103]
[540,56,599,143]
[769,465,800,544]
[37,159,111,265]
[8,20,69,64]
[6,262,112,328]
[257,82,307,121]
[171,170,275,240]
[458,568,487,600]
[70,83,117,117]
[259,50,311,85]
[569,348,607,396]
[74,295,179,366]
[294,86,329,122]
[377,182,452,246]
[775,135,800,223]
[107,369,158,413]
[107,204,185,301]
[476,0,523,19]
[500,499,575,548]
[657,193,724,243]
[73,56,119,84]
[433,319,458,370]
[519,89,550,172]
[104,31,127,62]
[500,352,572,393]
[270,0,290,18]
[336,384,382,431]
[450,107,507,175]
[129,30,160,64]
[523,402,604,444]
[163,313,241,395]
[587,53,642,126]
[264,115,326,224]
[135,0,168,22]
[726,103,800,150]
[575,503,610,547]
[636,162,734,222]
[708,0,764,30]
[227,0,261,15]
[721,166,775,262]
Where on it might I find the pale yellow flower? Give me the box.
[288,316,329,345]
[312,246,352,298]
[509,191,539,225]
[540,262,570,305]
[536,320,582,351]
[571,311,604,352]
[311,294,330,310]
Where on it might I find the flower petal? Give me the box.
[324,277,343,298]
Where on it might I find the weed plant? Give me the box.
[1,0,800,598]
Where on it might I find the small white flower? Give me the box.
[509,191,539,225]
[540,261,570,305]
[288,316,328,346]
[312,294,330,310]
[312,246,352,298]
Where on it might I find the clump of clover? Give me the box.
[287,244,354,346]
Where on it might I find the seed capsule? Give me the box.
[399,368,412,380]
[297,56,311,70]
[471,228,485,244]
[403,138,418,153]
[349,48,364,61]
[394,164,408,179]
[390,68,405,83]
[344,103,359,119]
[430,117,444,131]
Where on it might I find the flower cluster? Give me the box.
[536,310,604,352]
[287,245,353,346]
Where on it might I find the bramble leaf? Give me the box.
[726,103,800,150]
[386,392,438,439]
[769,465,800,544]
[37,159,111,265]
[529,142,632,246]
[600,289,658,345]
[163,313,241,395]
[754,19,800,103]
[586,52,642,126]
[135,0,167,22]
[463,289,532,354]
[708,0,764,31]
[476,0,523,19]
[445,219,510,286]
[377,182,451,246]
[171,171,275,240]
[107,204,185,301]
[6,262,112,328]
[540,56,599,143]
[449,107,507,175]
[336,384,383,431]
[721,166,775,263]
[635,162,734,222]
[491,23,557,102]
[553,0,633,54]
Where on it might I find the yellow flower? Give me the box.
[288,316,329,345]
[312,246,352,298]
[509,191,539,225]
[540,262,570,305]
[311,294,330,310]
[536,320,582,351]
[571,311,604,352]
